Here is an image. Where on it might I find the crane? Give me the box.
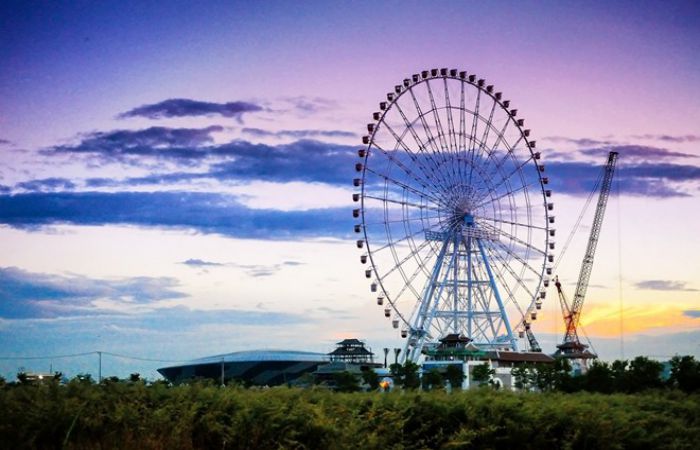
[555,151,618,368]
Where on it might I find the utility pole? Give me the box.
[97,351,102,383]
[220,357,225,387]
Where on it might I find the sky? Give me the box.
[1,0,699,380]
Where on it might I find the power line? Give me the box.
[0,351,97,361]
[0,351,187,364]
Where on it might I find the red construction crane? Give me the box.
[555,151,618,367]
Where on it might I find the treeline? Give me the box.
[510,355,700,394]
[1,377,699,449]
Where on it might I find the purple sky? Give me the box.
[1,0,699,379]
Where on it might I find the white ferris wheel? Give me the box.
[352,68,554,362]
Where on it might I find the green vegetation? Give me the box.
[1,375,699,450]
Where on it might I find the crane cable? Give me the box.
[552,169,605,273]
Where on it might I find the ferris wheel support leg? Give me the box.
[476,238,518,351]
[466,236,473,339]
[406,234,450,362]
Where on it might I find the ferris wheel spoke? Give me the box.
[378,120,453,195]
[483,242,534,311]
[407,87,453,179]
[365,167,445,207]
[443,78,459,153]
[369,219,444,255]
[467,88,481,186]
[474,215,546,232]
[368,142,446,196]
[476,100,498,160]
[459,81,468,163]
[424,80,450,153]
[363,194,443,213]
[474,180,539,210]
[392,101,451,183]
[378,238,434,283]
[486,237,542,278]
[479,222,545,256]
[363,213,443,227]
[477,152,536,204]
[486,135,525,178]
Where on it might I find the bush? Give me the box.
[1,377,698,449]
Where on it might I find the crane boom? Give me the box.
[556,151,618,360]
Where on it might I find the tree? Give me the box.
[421,369,444,391]
[668,355,700,393]
[361,369,380,391]
[471,362,495,387]
[129,373,142,382]
[610,359,628,392]
[626,356,663,392]
[333,371,361,392]
[390,361,421,390]
[444,364,465,390]
[583,360,614,393]
[511,364,533,390]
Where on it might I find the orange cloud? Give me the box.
[579,303,700,336]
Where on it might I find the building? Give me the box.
[421,334,554,389]
[158,350,327,386]
[314,339,382,386]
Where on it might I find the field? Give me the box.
[2,379,699,450]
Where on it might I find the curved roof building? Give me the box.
[158,350,328,386]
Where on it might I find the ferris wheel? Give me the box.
[352,68,554,362]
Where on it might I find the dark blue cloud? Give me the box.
[634,280,698,291]
[684,310,700,318]
[45,126,223,164]
[546,160,699,197]
[0,185,10,194]
[206,139,356,185]
[0,191,352,239]
[0,138,12,145]
[16,177,76,192]
[242,127,357,139]
[0,267,186,319]
[118,99,263,120]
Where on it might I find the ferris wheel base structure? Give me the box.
[354,68,553,363]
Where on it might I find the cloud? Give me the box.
[580,145,696,160]
[546,160,700,197]
[118,99,263,120]
[242,127,357,139]
[0,191,352,239]
[0,138,12,146]
[204,139,356,185]
[0,266,187,319]
[45,126,223,164]
[16,177,77,192]
[543,136,616,147]
[228,260,305,277]
[282,96,338,114]
[0,185,10,194]
[684,310,700,318]
[634,280,698,291]
[631,134,700,143]
[181,259,224,267]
